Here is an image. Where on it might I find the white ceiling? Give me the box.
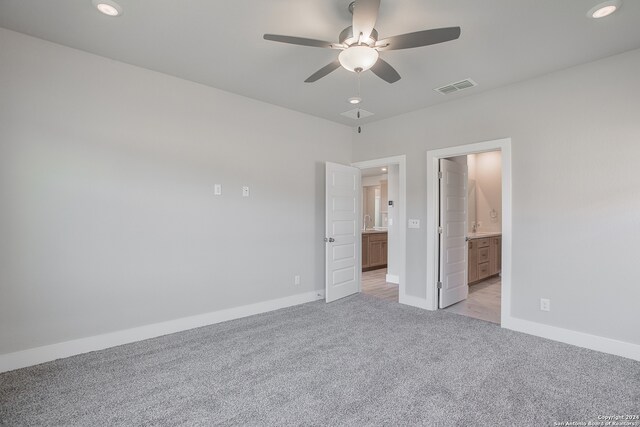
[1,0,639,126]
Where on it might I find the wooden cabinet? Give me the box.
[489,236,502,276]
[468,235,501,285]
[468,240,478,282]
[362,232,387,271]
[362,234,370,268]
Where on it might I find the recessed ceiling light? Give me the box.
[348,97,362,105]
[92,0,123,17]
[587,0,621,18]
[381,168,387,172]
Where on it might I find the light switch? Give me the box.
[214,184,222,195]
[242,186,250,197]
[408,219,420,229]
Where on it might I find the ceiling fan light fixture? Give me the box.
[587,0,621,18]
[348,97,362,104]
[92,0,123,16]
[338,46,379,72]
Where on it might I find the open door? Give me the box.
[438,158,468,308]
[325,162,361,303]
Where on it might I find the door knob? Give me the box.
[327,237,335,242]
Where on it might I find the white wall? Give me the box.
[0,29,352,355]
[352,48,640,345]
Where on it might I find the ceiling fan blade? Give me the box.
[370,58,401,84]
[352,0,381,42]
[264,34,334,49]
[376,27,461,51]
[305,60,341,83]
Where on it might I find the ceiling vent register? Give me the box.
[434,78,478,95]
[340,108,374,120]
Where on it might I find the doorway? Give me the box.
[425,138,512,325]
[352,156,407,304]
[439,153,502,323]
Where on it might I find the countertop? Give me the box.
[467,232,502,239]
[362,229,388,234]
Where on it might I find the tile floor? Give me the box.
[443,276,501,324]
[362,268,501,324]
[361,268,398,302]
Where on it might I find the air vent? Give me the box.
[434,78,478,95]
[340,108,374,120]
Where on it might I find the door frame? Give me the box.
[426,138,512,323]
[351,155,407,303]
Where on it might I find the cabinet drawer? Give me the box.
[478,247,489,263]
[477,238,490,248]
[478,262,490,280]
[368,233,387,242]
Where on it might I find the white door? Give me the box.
[325,162,361,303]
[438,158,468,308]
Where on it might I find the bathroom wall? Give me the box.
[362,174,387,186]
[468,152,502,233]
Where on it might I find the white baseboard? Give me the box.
[399,294,432,310]
[0,290,324,373]
[502,316,640,361]
[386,274,400,284]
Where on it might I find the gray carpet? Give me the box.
[1,294,639,426]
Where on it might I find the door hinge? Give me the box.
[437,281,443,289]
[438,171,443,179]
[438,226,443,234]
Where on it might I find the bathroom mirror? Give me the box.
[363,180,388,229]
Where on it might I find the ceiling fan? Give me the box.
[263,0,461,84]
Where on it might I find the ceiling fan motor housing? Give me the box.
[339,26,378,47]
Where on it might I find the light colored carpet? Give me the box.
[1,294,638,426]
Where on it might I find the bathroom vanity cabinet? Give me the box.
[468,234,501,284]
[362,231,387,271]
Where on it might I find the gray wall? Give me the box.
[352,48,640,345]
[0,29,351,354]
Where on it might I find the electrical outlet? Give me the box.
[214,184,222,195]
[408,219,420,229]
[242,186,250,197]
[540,298,551,312]
[294,275,300,286]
